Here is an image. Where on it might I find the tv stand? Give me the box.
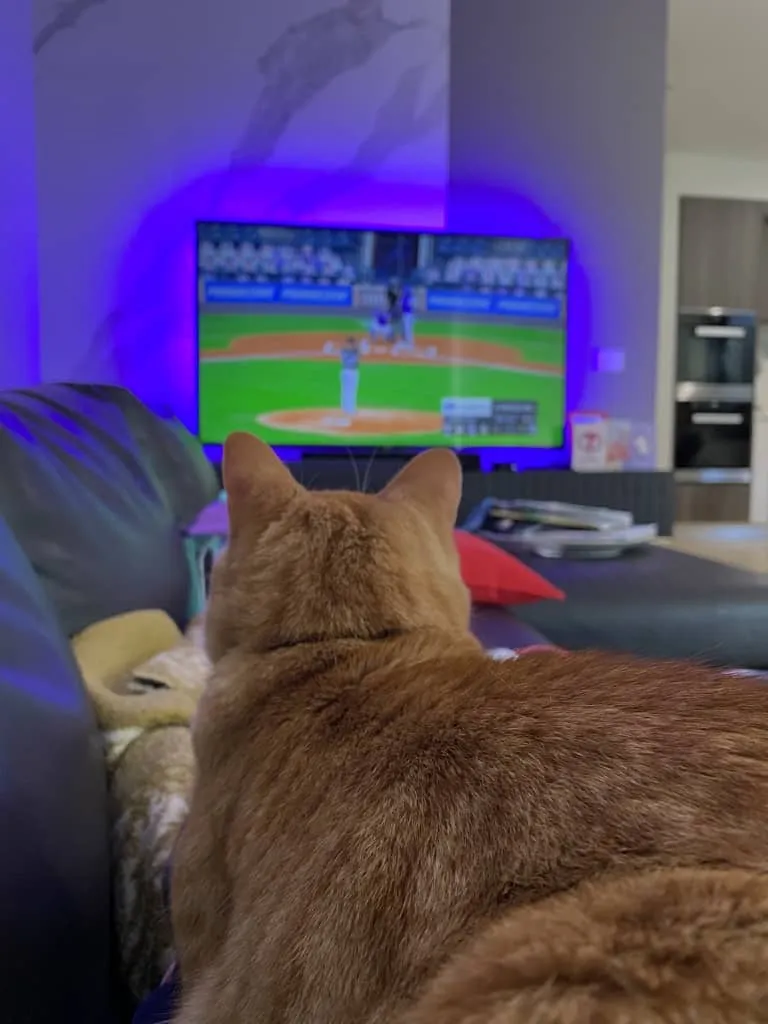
[204,447,673,533]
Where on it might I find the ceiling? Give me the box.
[667,0,768,158]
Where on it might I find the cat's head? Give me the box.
[206,433,470,661]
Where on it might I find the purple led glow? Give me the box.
[108,166,582,470]
[109,166,446,432]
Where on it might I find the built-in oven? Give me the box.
[677,307,756,387]
[675,308,756,482]
[675,383,753,476]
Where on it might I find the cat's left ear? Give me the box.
[223,432,302,538]
[379,448,462,530]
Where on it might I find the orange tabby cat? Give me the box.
[172,435,768,1023]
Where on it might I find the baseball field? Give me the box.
[199,311,565,447]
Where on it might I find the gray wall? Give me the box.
[0,0,39,387]
[449,0,668,447]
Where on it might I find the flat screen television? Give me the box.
[197,221,568,449]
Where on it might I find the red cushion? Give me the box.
[454,530,565,606]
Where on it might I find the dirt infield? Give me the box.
[258,407,441,438]
[203,332,561,376]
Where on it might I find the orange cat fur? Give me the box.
[400,867,768,1024]
[172,436,768,1023]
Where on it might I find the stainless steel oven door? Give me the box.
[675,396,752,471]
[677,310,756,386]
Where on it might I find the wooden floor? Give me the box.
[660,524,768,572]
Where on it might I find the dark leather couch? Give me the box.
[0,385,218,1023]
[514,545,768,670]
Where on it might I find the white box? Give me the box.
[570,414,630,472]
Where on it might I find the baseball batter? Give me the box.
[371,284,415,349]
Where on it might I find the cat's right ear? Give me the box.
[379,448,462,531]
[223,432,301,538]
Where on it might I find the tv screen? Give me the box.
[197,222,568,448]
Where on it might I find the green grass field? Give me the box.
[199,311,565,447]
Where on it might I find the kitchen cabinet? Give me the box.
[678,198,764,311]
[675,481,750,523]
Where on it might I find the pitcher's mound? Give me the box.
[258,407,442,437]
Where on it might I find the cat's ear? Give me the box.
[379,449,462,529]
[223,432,301,537]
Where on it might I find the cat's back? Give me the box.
[201,642,768,878]
[267,645,768,884]
[200,640,768,785]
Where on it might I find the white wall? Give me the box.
[0,0,39,386]
[33,0,450,426]
[658,153,768,515]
